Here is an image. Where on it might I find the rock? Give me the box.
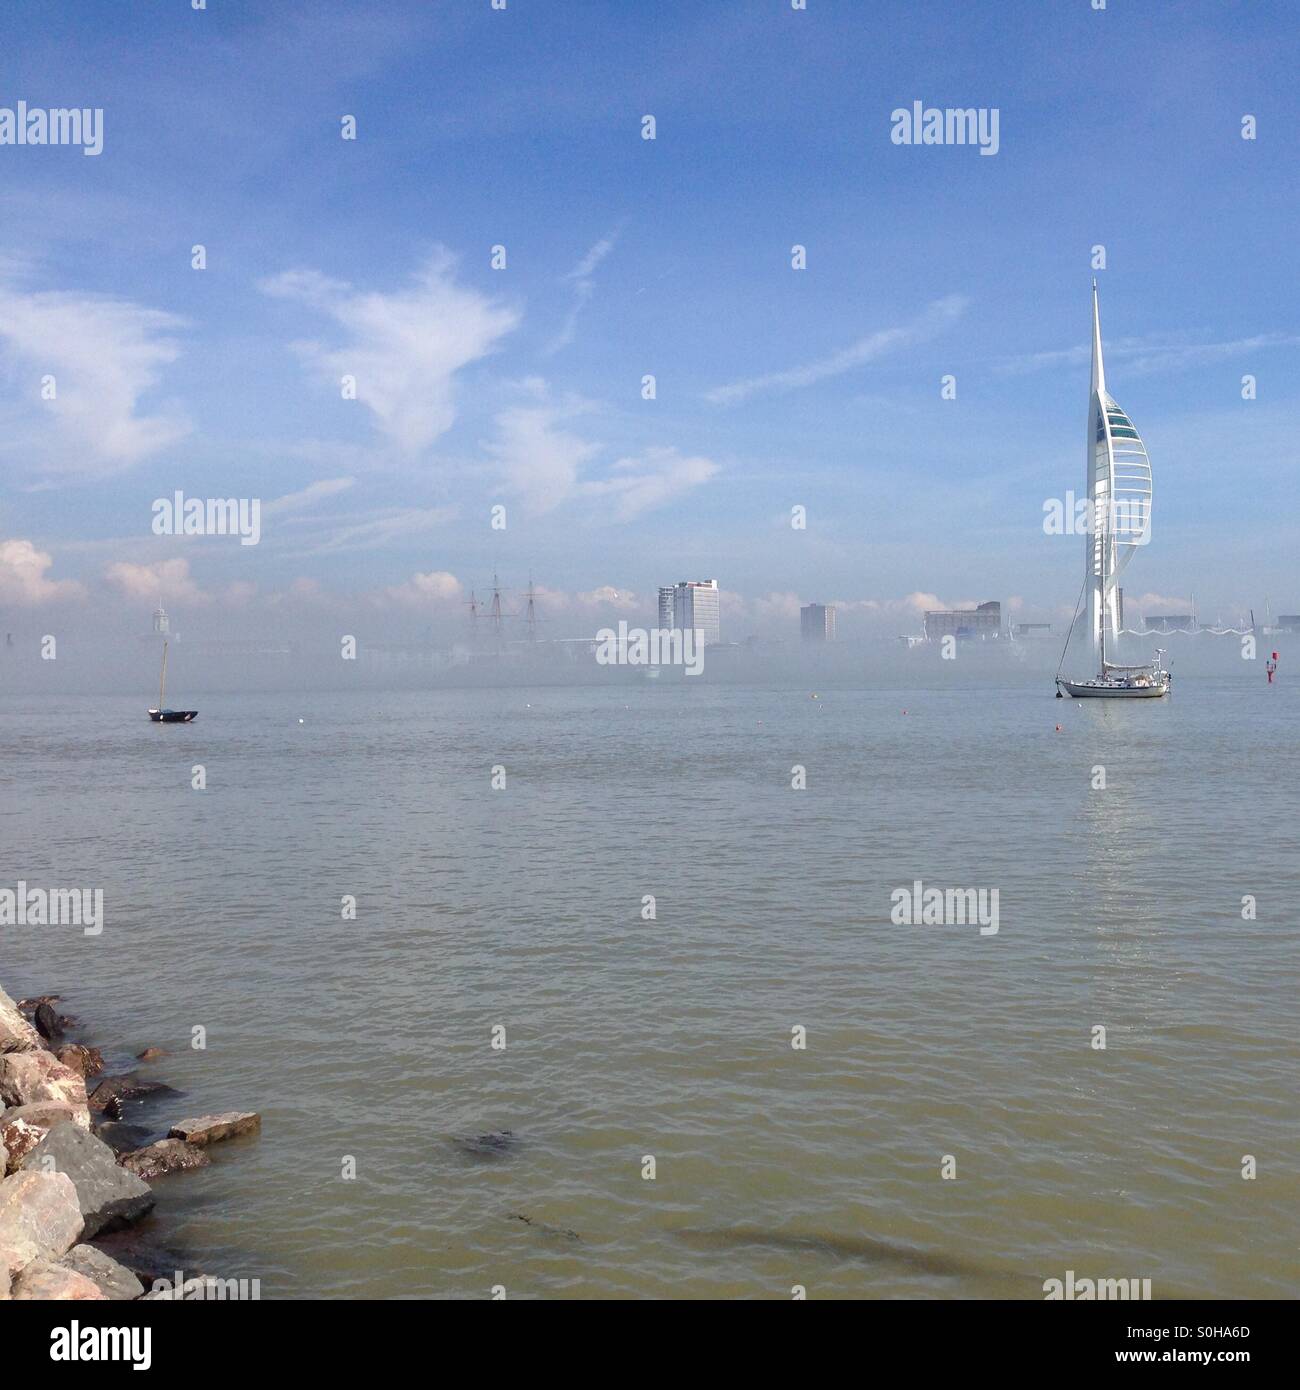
[11,1257,108,1300]
[0,1051,90,1110]
[1,1103,91,1172]
[33,1002,62,1041]
[56,1044,105,1079]
[58,1243,144,1300]
[136,1047,166,1063]
[92,1120,154,1157]
[168,1112,261,1146]
[451,1129,516,1160]
[119,1138,210,1180]
[19,1122,155,1239]
[0,985,42,1054]
[0,1170,84,1279]
[88,1074,178,1114]
[88,1230,191,1287]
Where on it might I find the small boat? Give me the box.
[1056,283,1170,700]
[147,640,198,722]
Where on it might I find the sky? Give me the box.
[2,0,1298,647]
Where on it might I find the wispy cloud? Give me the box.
[262,476,356,516]
[484,388,601,514]
[578,445,718,521]
[545,229,621,356]
[998,332,1300,378]
[261,250,519,454]
[705,294,969,405]
[0,272,189,480]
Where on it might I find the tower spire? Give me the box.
[1091,279,1106,397]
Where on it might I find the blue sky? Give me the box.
[2,0,1297,640]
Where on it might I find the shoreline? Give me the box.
[1,977,259,1301]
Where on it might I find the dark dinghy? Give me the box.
[147,640,197,723]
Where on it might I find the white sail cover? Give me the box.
[1085,284,1152,671]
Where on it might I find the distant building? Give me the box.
[800,603,836,642]
[924,600,1001,642]
[152,605,170,636]
[657,587,675,631]
[1014,622,1052,638]
[663,579,721,645]
[1145,614,1194,633]
[1276,615,1300,633]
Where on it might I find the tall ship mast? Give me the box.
[1057,283,1170,698]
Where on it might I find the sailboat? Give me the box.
[1056,282,1171,699]
[147,640,198,722]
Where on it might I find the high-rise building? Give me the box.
[657,586,675,631]
[800,603,836,642]
[664,579,721,645]
[923,600,1001,641]
[152,605,170,636]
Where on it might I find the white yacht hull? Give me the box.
[1057,677,1169,699]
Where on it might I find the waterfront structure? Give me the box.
[1056,283,1169,698]
[1144,614,1194,633]
[664,580,721,645]
[924,600,1001,642]
[800,603,836,642]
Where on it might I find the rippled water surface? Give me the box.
[3,674,1296,1298]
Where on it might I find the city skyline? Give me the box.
[3,1,1298,646]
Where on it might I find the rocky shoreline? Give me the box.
[1,979,259,1300]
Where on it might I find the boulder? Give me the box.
[0,1170,84,1279]
[11,1258,108,1300]
[168,1112,261,1146]
[88,1230,190,1287]
[0,985,42,1054]
[136,1047,166,1063]
[2,1103,92,1172]
[88,1074,178,1113]
[119,1138,210,1180]
[59,1243,144,1300]
[33,1002,62,1041]
[0,1051,90,1109]
[19,1122,154,1238]
[56,1045,105,1079]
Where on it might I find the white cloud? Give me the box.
[484,398,600,514]
[105,556,208,605]
[546,230,620,355]
[578,446,718,521]
[263,476,356,515]
[380,570,463,607]
[705,295,969,405]
[0,539,85,604]
[261,250,519,454]
[0,274,189,479]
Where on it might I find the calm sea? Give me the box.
[3,670,1296,1298]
